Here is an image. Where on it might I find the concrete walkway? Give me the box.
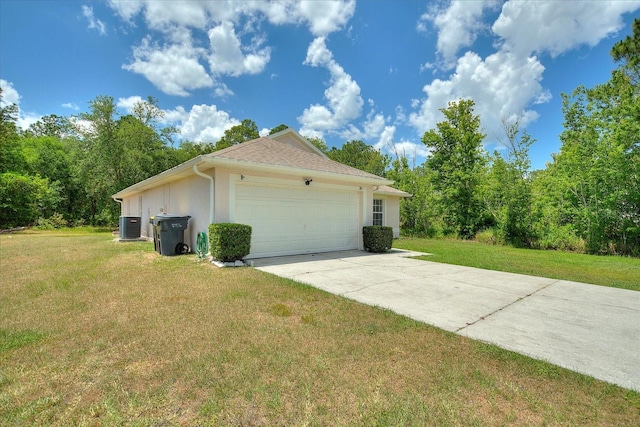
[253,249,640,391]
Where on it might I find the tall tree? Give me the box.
[386,157,440,236]
[268,123,289,135]
[75,95,175,225]
[541,76,639,254]
[215,119,259,151]
[25,114,71,138]
[611,18,639,84]
[75,95,121,223]
[0,88,26,174]
[304,136,328,154]
[327,140,389,177]
[422,99,486,238]
[0,172,61,228]
[483,117,535,246]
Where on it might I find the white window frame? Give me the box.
[373,198,384,226]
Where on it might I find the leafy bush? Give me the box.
[363,226,393,253]
[35,213,68,230]
[208,223,252,262]
[475,228,501,245]
[535,225,585,253]
[0,172,61,228]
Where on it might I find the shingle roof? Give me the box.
[375,185,411,197]
[208,137,385,180]
[113,134,405,198]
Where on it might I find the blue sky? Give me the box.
[1,1,638,170]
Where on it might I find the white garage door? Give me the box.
[235,182,360,258]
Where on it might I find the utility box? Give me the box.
[119,216,141,239]
[152,214,191,256]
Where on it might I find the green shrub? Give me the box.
[208,223,252,262]
[475,228,503,246]
[363,225,393,253]
[35,213,68,230]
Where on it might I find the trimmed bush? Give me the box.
[363,225,393,253]
[208,223,252,262]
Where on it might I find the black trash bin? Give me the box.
[152,214,191,256]
[119,216,141,239]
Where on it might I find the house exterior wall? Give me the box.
[383,196,401,238]
[120,174,211,250]
[120,166,405,256]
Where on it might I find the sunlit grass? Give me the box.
[1,231,638,425]
[395,237,640,291]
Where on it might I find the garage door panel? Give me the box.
[235,183,359,258]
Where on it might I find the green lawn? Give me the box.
[1,231,638,425]
[394,237,640,291]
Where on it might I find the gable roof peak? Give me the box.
[267,128,328,158]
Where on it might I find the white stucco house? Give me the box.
[112,129,409,259]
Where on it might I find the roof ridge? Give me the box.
[207,136,269,158]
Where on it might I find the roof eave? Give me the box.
[112,156,204,198]
[113,154,395,199]
[206,157,393,186]
[374,189,412,198]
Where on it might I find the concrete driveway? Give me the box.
[253,249,640,391]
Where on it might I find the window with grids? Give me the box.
[373,199,384,226]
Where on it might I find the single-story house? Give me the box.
[112,128,410,258]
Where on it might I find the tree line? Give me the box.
[1,20,637,255]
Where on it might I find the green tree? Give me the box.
[171,140,216,164]
[215,119,259,151]
[75,95,120,223]
[268,123,289,135]
[25,114,71,138]
[0,172,61,228]
[0,89,26,174]
[386,157,440,236]
[327,140,390,177]
[422,99,487,238]
[75,95,175,225]
[304,136,328,154]
[482,117,535,246]
[611,18,639,84]
[543,75,639,254]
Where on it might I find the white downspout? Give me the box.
[112,197,123,214]
[193,163,215,224]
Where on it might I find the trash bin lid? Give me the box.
[153,214,191,224]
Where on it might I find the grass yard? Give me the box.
[1,231,638,426]
[395,237,640,291]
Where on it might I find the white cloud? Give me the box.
[82,5,107,35]
[296,0,356,36]
[0,79,41,130]
[391,140,431,161]
[374,125,395,151]
[341,100,387,141]
[116,96,144,113]
[173,104,239,143]
[123,31,214,96]
[207,21,271,77]
[298,37,363,134]
[113,96,240,143]
[213,82,234,98]
[109,0,356,97]
[372,125,430,161]
[409,50,547,139]
[0,79,20,107]
[493,0,640,57]
[409,0,640,144]
[109,0,356,35]
[107,0,144,23]
[419,0,499,70]
[61,102,80,111]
